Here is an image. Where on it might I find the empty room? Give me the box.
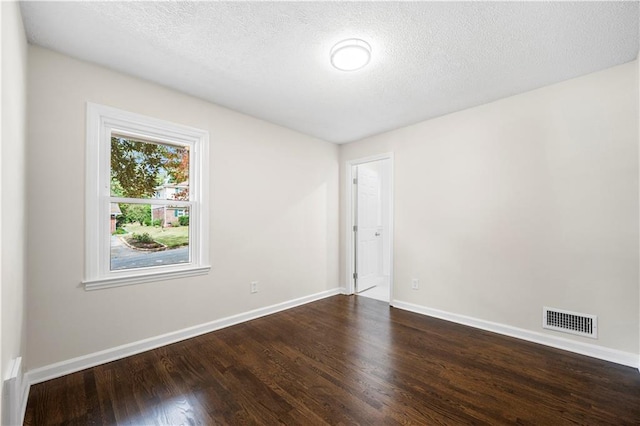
[2,1,640,424]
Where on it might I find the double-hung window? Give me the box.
[85,103,209,290]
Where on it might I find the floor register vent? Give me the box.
[543,307,597,339]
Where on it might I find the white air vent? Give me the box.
[543,307,597,339]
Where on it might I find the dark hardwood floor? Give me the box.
[25,295,640,425]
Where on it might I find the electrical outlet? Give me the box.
[411,278,419,290]
[250,281,258,293]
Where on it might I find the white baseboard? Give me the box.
[392,299,638,369]
[19,379,29,426]
[3,357,23,426]
[25,288,343,388]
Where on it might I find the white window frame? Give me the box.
[84,103,210,290]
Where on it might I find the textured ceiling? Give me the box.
[20,1,639,144]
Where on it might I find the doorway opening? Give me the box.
[347,154,393,303]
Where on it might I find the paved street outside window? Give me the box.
[110,235,189,270]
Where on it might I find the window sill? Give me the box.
[83,266,211,291]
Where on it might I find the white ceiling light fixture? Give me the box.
[330,38,372,71]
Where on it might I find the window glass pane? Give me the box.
[110,136,189,200]
[110,204,190,271]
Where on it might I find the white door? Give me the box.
[355,164,383,293]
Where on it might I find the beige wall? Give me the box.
[21,37,640,372]
[341,61,639,354]
[1,0,28,419]
[27,46,340,369]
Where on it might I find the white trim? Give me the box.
[109,197,191,207]
[83,265,211,290]
[25,288,342,386]
[3,357,22,426]
[637,55,640,374]
[1,358,29,426]
[19,380,29,426]
[345,153,394,302]
[392,300,638,369]
[85,103,210,289]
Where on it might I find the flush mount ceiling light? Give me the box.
[330,39,371,71]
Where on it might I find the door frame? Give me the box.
[345,152,394,304]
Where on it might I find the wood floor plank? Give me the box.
[24,295,640,425]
